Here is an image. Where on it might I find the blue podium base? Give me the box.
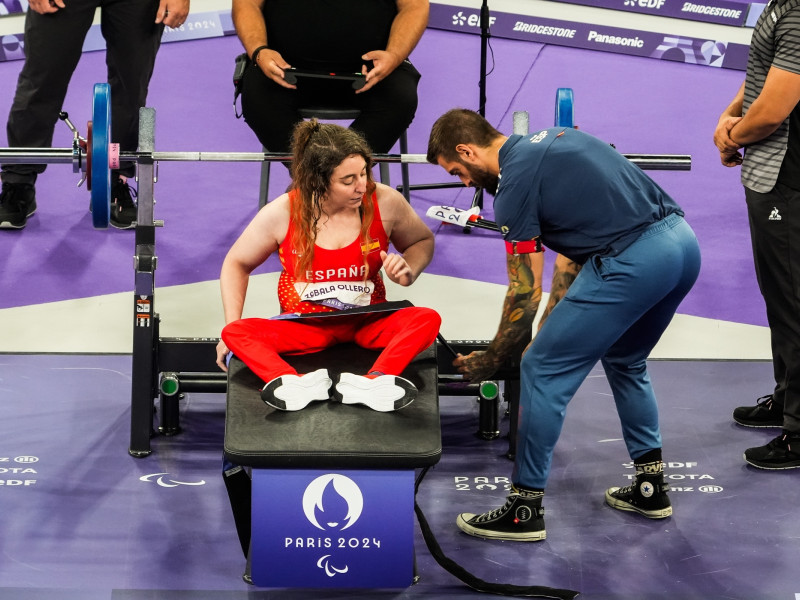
[251,468,416,588]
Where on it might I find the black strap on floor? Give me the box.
[414,468,580,600]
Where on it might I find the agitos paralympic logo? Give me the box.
[139,473,206,487]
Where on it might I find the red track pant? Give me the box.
[221,306,441,384]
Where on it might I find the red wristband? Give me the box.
[505,239,544,255]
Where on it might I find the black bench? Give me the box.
[223,343,440,588]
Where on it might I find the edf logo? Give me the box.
[625,0,666,8]
[451,11,497,27]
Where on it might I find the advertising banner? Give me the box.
[429,3,752,70]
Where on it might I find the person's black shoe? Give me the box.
[110,177,137,229]
[0,182,36,229]
[733,394,783,428]
[744,430,800,469]
[456,486,546,541]
[605,461,672,518]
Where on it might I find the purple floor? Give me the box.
[0,354,794,599]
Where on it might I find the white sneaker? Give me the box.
[334,373,417,412]
[260,368,332,411]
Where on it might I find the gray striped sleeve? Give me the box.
[741,0,800,193]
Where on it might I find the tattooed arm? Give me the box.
[454,250,545,383]
[538,253,581,330]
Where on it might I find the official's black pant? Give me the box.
[746,182,800,432]
[2,0,164,183]
[240,59,420,155]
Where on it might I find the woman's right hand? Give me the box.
[216,339,230,372]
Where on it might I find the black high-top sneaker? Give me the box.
[605,460,672,518]
[456,486,546,541]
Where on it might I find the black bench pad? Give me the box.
[223,344,441,470]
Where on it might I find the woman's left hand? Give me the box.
[380,250,414,286]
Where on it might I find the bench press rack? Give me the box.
[129,106,522,458]
[123,107,683,458]
[148,337,523,457]
[1,83,691,459]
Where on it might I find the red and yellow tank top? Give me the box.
[277,190,389,314]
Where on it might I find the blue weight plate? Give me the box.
[555,87,574,128]
[90,83,111,229]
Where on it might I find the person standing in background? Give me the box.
[0,0,190,230]
[714,0,800,469]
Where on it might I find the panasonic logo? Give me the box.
[588,31,645,48]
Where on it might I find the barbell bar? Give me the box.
[0,148,435,164]
[103,151,692,170]
[0,83,692,229]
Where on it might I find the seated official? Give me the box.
[232,0,428,155]
[215,120,441,412]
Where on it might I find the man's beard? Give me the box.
[465,164,499,195]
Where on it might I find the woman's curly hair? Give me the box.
[289,120,377,281]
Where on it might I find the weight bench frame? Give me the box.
[149,337,522,459]
[125,107,523,459]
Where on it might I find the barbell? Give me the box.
[0,84,692,229]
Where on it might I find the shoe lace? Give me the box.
[113,179,137,207]
[756,394,774,408]
[472,495,516,523]
[773,431,800,454]
[613,482,635,496]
